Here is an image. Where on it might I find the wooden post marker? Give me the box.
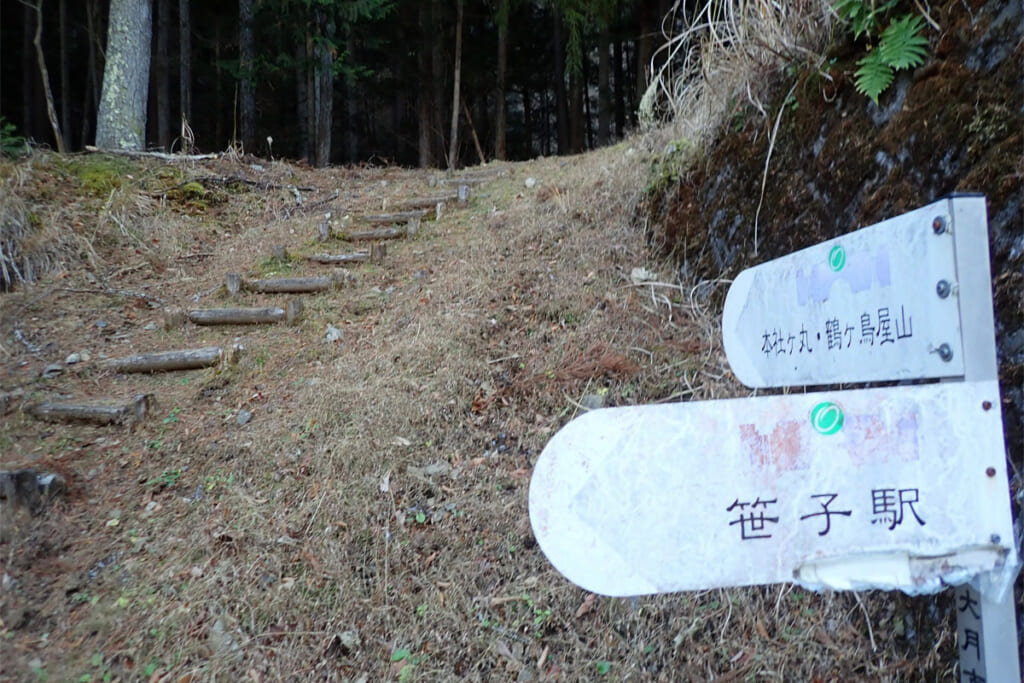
[226,273,242,296]
[530,195,1020,680]
[371,243,386,264]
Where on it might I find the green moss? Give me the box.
[67,155,134,197]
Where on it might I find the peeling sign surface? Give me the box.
[529,380,1015,597]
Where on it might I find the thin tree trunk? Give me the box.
[494,0,508,160]
[239,0,255,152]
[179,0,191,124]
[59,0,71,150]
[447,0,464,170]
[522,88,532,157]
[313,9,334,167]
[81,0,101,144]
[345,31,358,162]
[154,0,170,149]
[463,102,485,165]
[569,67,583,154]
[552,11,569,154]
[22,4,36,140]
[32,1,66,153]
[431,0,445,163]
[614,29,625,138]
[597,23,611,147]
[295,41,310,161]
[636,0,655,106]
[417,2,432,167]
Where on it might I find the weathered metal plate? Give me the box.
[722,198,965,387]
[528,381,1014,597]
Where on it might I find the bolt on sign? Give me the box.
[529,195,1019,680]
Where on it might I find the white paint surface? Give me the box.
[722,199,965,388]
[529,381,1015,597]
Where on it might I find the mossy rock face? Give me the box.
[641,0,1023,462]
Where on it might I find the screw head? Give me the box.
[932,216,947,234]
[986,467,996,477]
[982,400,993,411]
[936,280,951,298]
[991,534,1001,544]
[936,343,953,362]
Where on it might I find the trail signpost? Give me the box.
[529,195,1019,680]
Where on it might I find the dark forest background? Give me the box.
[1,0,676,167]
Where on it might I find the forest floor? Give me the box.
[1,145,960,681]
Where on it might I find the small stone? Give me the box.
[64,352,81,364]
[325,324,342,342]
[143,322,157,331]
[95,320,108,329]
[41,363,64,379]
[237,409,253,426]
[524,177,537,189]
[79,350,92,362]
[580,394,605,411]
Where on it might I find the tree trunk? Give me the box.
[97,0,151,151]
[179,0,191,124]
[313,9,334,167]
[59,0,71,150]
[417,2,433,167]
[295,41,311,161]
[494,0,509,161]
[597,23,611,147]
[154,0,170,150]
[635,0,655,107]
[447,0,464,170]
[239,0,256,152]
[614,31,625,138]
[552,11,569,154]
[82,0,101,145]
[522,88,532,157]
[32,1,66,153]
[431,0,445,165]
[345,31,359,162]
[569,66,583,154]
[22,4,36,140]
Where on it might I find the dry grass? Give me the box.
[640,0,835,160]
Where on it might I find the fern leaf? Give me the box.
[855,50,895,105]
[879,15,929,70]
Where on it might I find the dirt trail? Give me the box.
[2,147,958,680]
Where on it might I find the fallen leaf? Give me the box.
[576,592,597,619]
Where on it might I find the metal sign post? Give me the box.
[528,195,1019,679]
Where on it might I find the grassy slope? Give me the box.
[1,144,954,681]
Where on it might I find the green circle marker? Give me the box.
[810,402,844,435]
[828,245,846,272]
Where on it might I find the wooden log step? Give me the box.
[104,346,238,372]
[357,209,428,225]
[396,192,460,210]
[28,393,152,425]
[226,274,345,295]
[185,299,304,326]
[345,224,415,242]
[308,243,386,265]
